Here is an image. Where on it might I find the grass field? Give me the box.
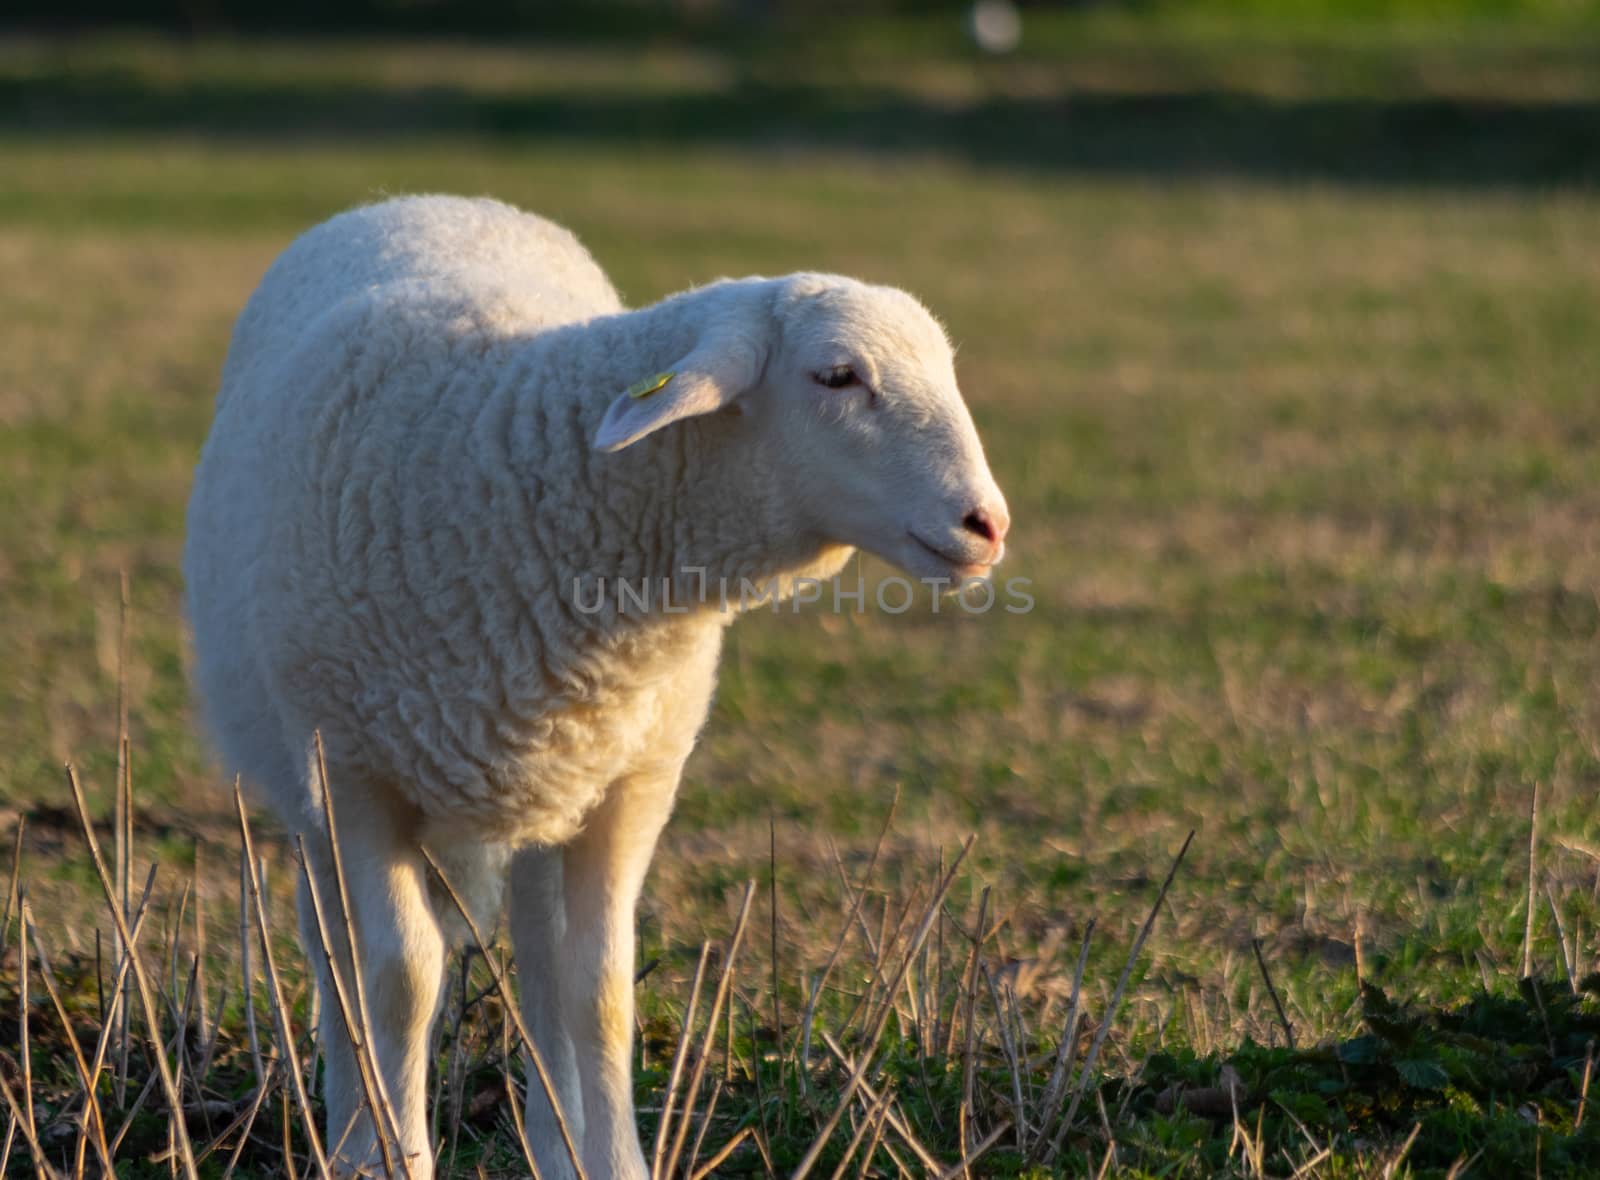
[3,16,1600,1176]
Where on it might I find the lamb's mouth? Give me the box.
[908,531,992,580]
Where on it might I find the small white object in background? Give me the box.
[970,0,1023,55]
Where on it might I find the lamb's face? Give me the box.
[760,276,1011,583]
[591,272,1010,584]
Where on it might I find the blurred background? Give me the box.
[3,0,1600,1115]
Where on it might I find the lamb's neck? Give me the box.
[512,287,847,614]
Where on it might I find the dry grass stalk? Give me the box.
[311,732,415,1180]
[875,1137,915,1180]
[1355,913,1368,989]
[957,886,990,1177]
[683,1074,723,1178]
[81,863,159,1169]
[1251,937,1296,1048]
[1546,884,1578,993]
[1,1114,17,1176]
[825,861,895,1043]
[194,842,209,1049]
[221,1066,278,1180]
[791,834,974,1180]
[192,1062,274,1170]
[663,881,756,1180]
[28,903,119,1175]
[826,1079,894,1180]
[289,831,389,1177]
[981,967,1026,1148]
[1523,780,1541,979]
[496,955,548,1180]
[1579,1040,1595,1129]
[1290,1146,1335,1177]
[930,848,948,1061]
[17,897,37,1157]
[1030,919,1094,1162]
[1093,1082,1116,1150]
[0,816,24,957]
[14,897,46,1180]
[853,1098,892,1180]
[877,884,931,1048]
[722,983,736,1086]
[801,789,899,1080]
[653,941,712,1178]
[1381,1120,1423,1179]
[934,1118,1013,1180]
[281,1085,300,1180]
[818,1033,942,1174]
[192,969,231,1089]
[856,886,922,1041]
[1227,1099,1254,1176]
[114,572,133,1113]
[236,804,330,1178]
[687,1124,751,1180]
[66,762,201,1180]
[827,842,880,963]
[1046,829,1194,1163]
[237,831,266,1087]
[0,1052,54,1180]
[769,816,783,1074]
[165,881,196,1043]
[176,988,205,1112]
[749,1116,780,1179]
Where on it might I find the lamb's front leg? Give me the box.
[561,770,680,1180]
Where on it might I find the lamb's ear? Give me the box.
[592,334,764,453]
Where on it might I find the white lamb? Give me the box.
[183,194,1009,1180]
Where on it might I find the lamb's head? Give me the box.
[594,273,1010,583]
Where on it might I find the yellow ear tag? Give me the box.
[626,371,674,400]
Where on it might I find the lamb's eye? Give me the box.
[814,365,860,390]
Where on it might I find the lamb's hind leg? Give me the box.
[508,845,584,1180]
[298,793,445,1180]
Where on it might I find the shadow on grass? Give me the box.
[3,62,1599,187]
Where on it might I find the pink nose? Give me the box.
[962,505,1010,548]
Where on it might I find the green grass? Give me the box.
[3,18,1600,1176]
